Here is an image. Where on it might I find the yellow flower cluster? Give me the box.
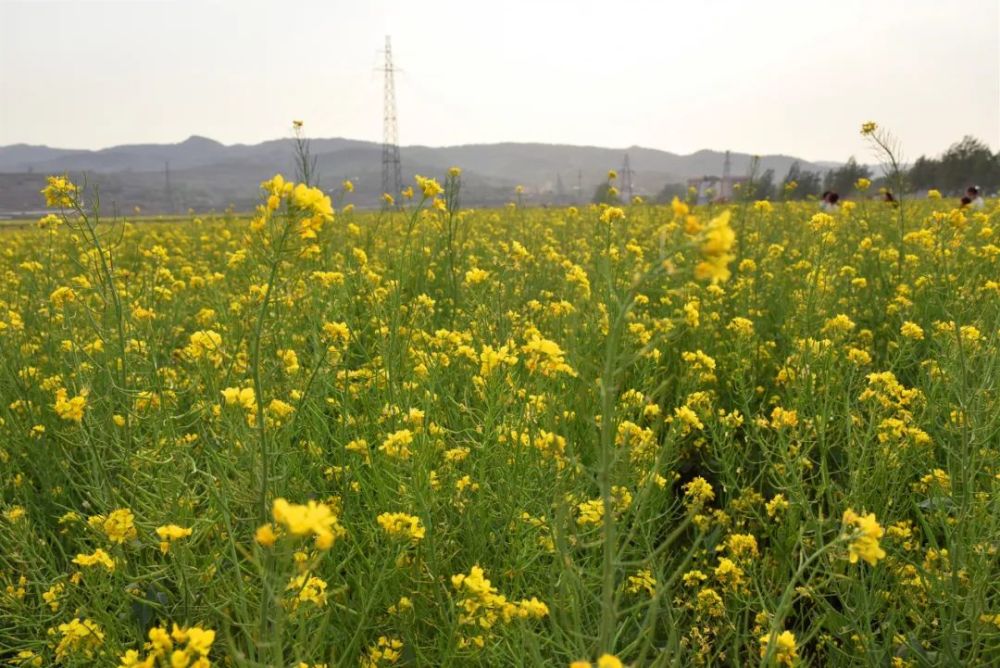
[184,330,224,366]
[599,206,626,224]
[842,508,887,566]
[683,476,714,507]
[53,618,104,661]
[522,335,576,377]
[624,569,657,597]
[72,548,115,571]
[41,175,77,208]
[262,498,346,550]
[378,428,414,459]
[256,174,334,239]
[360,636,404,667]
[414,174,443,198]
[53,387,87,422]
[285,573,329,612]
[118,624,215,668]
[576,486,633,526]
[89,508,137,544]
[451,565,549,649]
[377,512,426,543]
[759,630,798,666]
[156,524,193,554]
[221,386,256,410]
[695,210,736,282]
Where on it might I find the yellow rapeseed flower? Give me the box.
[600,206,626,224]
[53,388,87,422]
[377,512,426,543]
[760,630,798,666]
[271,498,346,549]
[41,176,77,208]
[54,618,104,660]
[415,175,443,198]
[695,210,736,283]
[842,508,887,566]
[72,548,115,571]
[155,524,193,554]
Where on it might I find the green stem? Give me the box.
[251,223,293,523]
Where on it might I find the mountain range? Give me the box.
[0,136,840,215]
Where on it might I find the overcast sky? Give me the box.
[1,0,998,161]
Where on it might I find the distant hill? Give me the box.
[0,136,838,215]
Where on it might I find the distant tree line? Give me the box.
[907,136,999,194]
[777,157,874,201]
[650,135,999,204]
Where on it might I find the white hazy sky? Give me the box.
[1,0,998,161]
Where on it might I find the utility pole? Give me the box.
[379,36,403,202]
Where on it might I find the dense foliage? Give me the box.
[2,169,999,667]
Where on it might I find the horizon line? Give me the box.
[0,132,886,166]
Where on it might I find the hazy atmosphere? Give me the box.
[2,0,998,160]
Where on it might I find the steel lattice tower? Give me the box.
[380,36,403,200]
[620,153,635,202]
